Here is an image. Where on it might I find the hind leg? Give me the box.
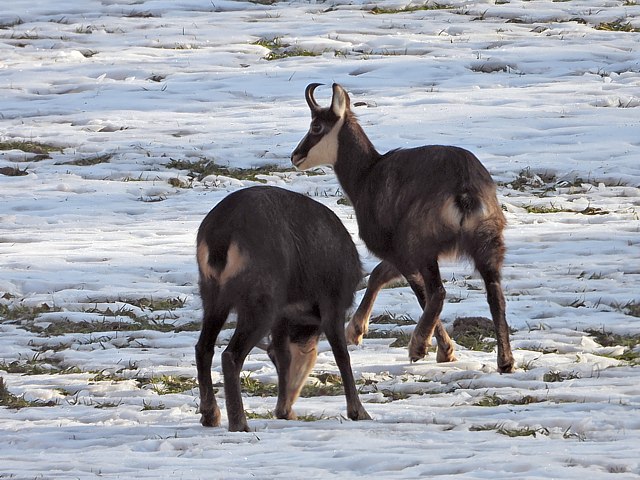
[347,261,401,345]
[404,273,456,363]
[271,320,320,420]
[195,281,230,427]
[475,258,515,373]
[322,303,370,421]
[221,296,276,432]
[406,260,448,363]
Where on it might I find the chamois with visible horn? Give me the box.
[195,185,371,432]
[291,84,514,373]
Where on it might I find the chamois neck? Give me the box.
[334,117,380,203]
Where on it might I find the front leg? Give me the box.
[347,261,402,345]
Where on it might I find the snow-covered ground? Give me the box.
[1,0,639,478]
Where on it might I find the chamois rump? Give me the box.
[291,83,514,373]
[195,185,370,432]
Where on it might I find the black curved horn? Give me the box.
[305,83,323,110]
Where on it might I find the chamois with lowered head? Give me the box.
[195,185,370,432]
[291,84,514,373]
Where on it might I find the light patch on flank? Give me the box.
[297,117,344,170]
[197,240,247,285]
[441,196,464,229]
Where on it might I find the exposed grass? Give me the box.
[586,328,640,348]
[127,297,187,311]
[0,352,81,375]
[370,3,452,14]
[165,158,292,182]
[586,327,640,363]
[61,153,113,166]
[503,167,555,192]
[28,317,199,337]
[451,317,497,352]
[94,400,123,409]
[240,374,278,397]
[0,140,62,157]
[523,203,609,215]
[0,303,60,322]
[470,423,549,438]
[246,410,275,420]
[370,313,415,326]
[619,301,640,318]
[543,370,580,382]
[596,20,640,33]
[0,165,29,176]
[381,389,411,401]
[474,393,542,407]
[252,37,319,61]
[0,378,57,409]
[301,373,344,397]
[138,375,197,395]
[142,400,166,411]
[523,204,566,214]
[4,296,194,336]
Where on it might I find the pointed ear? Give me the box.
[331,83,349,118]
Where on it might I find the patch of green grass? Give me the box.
[471,423,550,437]
[138,375,197,395]
[370,313,415,326]
[370,3,452,14]
[296,413,328,422]
[127,297,186,311]
[523,203,566,214]
[61,153,113,166]
[0,303,61,323]
[94,400,123,409]
[474,393,542,407]
[142,400,166,411]
[596,20,640,33]
[586,325,640,363]
[586,328,640,348]
[620,301,640,318]
[0,140,62,157]
[252,37,320,61]
[0,352,81,375]
[246,410,275,420]
[451,317,498,352]
[166,158,292,182]
[301,373,344,397]
[0,378,58,409]
[240,374,278,397]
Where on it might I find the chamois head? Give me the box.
[291,83,350,170]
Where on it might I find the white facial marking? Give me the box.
[297,117,344,170]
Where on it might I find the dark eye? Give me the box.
[310,123,324,135]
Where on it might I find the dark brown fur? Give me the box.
[195,185,370,432]
[292,84,515,373]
